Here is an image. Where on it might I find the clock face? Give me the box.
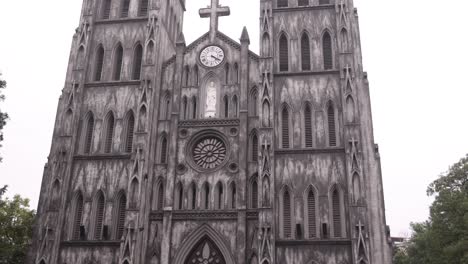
[200,46,225,68]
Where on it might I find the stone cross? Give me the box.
[199,0,230,41]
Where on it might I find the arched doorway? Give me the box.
[184,236,226,264]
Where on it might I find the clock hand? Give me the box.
[210,55,221,61]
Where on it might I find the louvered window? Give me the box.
[182,97,188,119]
[327,104,337,147]
[139,0,149,16]
[298,0,308,6]
[104,114,115,153]
[94,46,105,81]
[125,113,135,153]
[72,193,83,240]
[102,0,111,19]
[278,0,288,8]
[304,105,313,148]
[323,32,333,70]
[84,115,94,154]
[301,33,311,71]
[282,107,290,149]
[251,181,258,209]
[252,134,258,162]
[132,45,143,80]
[307,190,316,238]
[279,34,289,72]
[157,184,164,210]
[160,136,168,164]
[113,45,123,80]
[283,189,291,238]
[332,189,342,237]
[121,0,130,17]
[224,96,229,118]
[116,194,126,239]
[94,192,105,240]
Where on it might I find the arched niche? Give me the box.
[200,73,222,119]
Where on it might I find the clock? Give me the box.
[200,45,225,68]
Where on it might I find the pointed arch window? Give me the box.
[234,63,239,84]
[283,188,292,238]
[307,188,317,238]
[113,44,124,80]
[94,45,105,81]
[182,96,188,120]
[250,88,258,116]
[229,182,236,209]
[72,192,83,240]
[83,113,95,154]
[93,191,105,240]
[323,32,333,70]
[251,178,258,209]
[341,28,349,52]
[101,0,112,19]
[281,106,290,149]
[139,0,149,16]
[189,183,197,209]
[301,33,311,71]
[232,95,239,118]
[262,100,271,127]
[224,63,230,84]
[184,66,190,86]
[304,104,313,148]
[121,0,130,18]
[191,96,198,119]
[132,44,143,80]
[76,46,85,69]
[202,183,210,210]
[124,112,135,153]
[157,182,164,210]
[104,113,115,153]
[193,65,199,86]
[223,96,229,118]
[175,182,183,210]
[251,133,259,162]
[332,188,342,238]
[327,102,337,147]
[215,182,224,210]
[278,0,288,8]
[64,109,73,136]
[279,34,289,72]
[138,105,147,132]
[160,135,168,164]
[114,192,127,239]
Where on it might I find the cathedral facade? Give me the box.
[29,0,393,263]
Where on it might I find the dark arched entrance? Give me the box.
[184,236,226,264]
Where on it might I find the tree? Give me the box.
[395,155,468,264]
[0,73,8,162]
[0,185,36,264]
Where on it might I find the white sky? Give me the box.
[0,0,467,237]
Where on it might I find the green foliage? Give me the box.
[0,73,8,162]
[395,155,468,264]
[0,185,36,264]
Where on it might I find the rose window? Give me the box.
[193,137,227,170]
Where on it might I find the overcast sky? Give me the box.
[0,0,467,237]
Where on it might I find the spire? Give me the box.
[240,27,250,44]
[199,0,230,42]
